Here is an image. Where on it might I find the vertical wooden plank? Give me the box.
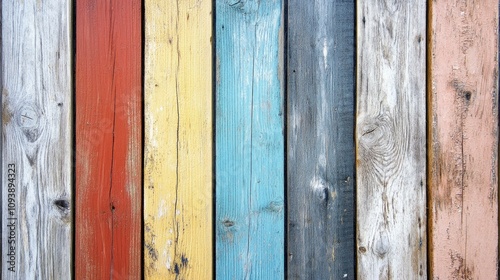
[75,0,142,279]
[429,1,499,278]
[143,1,213,279]
[215,1,284,279]
[356,0,427,278]
[287,0,355,279]
[1,1,72,279]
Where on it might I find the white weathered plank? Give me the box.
[356,0,426,278]
[1,1,72,279]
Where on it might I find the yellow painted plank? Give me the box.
[144,1,212,279]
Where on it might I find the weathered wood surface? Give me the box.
[428,1,499,279]
[287,0,356,279]
[215,0,285,279]
[1,1,72,279]
[356,0,427,278]
[143,1,213,279]
[75,0,142,279]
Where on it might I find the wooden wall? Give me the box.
[1,1,499,279]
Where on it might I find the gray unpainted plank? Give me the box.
[287,0,356,279]
[1,1,72,279]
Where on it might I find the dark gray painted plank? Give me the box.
[287,1,356,279]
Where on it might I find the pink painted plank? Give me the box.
[429,1,498,278]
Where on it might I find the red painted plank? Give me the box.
[75,1,142,279]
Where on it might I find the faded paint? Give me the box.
[287,0,356,278]
[75,1,142,279]
[216,0,285,278]
[429,0,499,279]
[144,0,213,279]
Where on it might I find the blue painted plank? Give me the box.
[215,0,284,279]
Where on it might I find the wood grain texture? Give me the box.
[287,0,356,279]
[356,0,427,278]
[143,1,212,279]
[1,1,72,279]
[215,1,284,279]
[429,1,499,279]
[75,1,142,279]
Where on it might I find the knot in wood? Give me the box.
[374,231,390,258]
[222,219,235,227]
[54,199,70,211]
[225,0,259,14]
[263,200,284,213]
[310,175,331,201]
[53,199,71,222]
[381,0,402,14]
[359,114,392,148]
[358,113,404,184]
[220,218,237,243]
[450,79,474,106]
[16,104,43,142]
